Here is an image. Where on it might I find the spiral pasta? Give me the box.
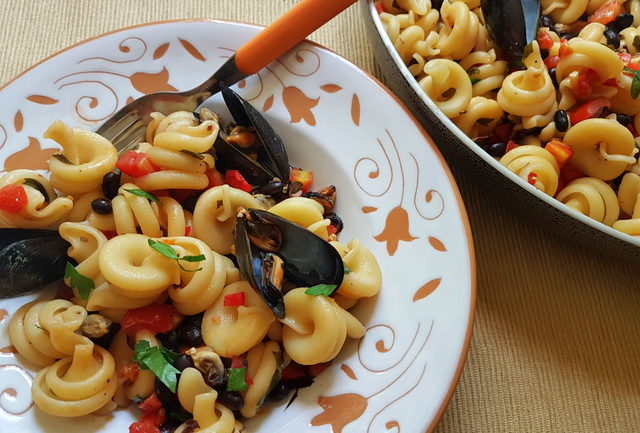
[419,59,473,118]
[500,145,560,196]
[556,177,620,226]
[267,196,330,240]
[331,239,383,299]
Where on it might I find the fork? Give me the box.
[96,0,357,152]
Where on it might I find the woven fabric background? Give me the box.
[1,1,638,431]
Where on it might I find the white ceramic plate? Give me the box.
[0,19,475,433]
[360,0,640,261]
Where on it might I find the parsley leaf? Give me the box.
[180,149,205,160]
[148,239,206,272]
[22,178,50,203]
[133,340,180,392]
[64,262,95,300]
[305,284,338,296]
[623,67,640,99]
[226,367,249,391]
[124,188,160,203]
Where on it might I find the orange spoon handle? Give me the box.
[234,0,357,76]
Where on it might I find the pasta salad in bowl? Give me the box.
[0,19,474,433]
[361,0,640,259]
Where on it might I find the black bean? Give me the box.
[158,329,180,352]
[554,110,569,132]
[604,27,620,48]
[611,13,634,33]
[217,391,244,410]
[91,198,113,215]
[539,15,554,28]
[540,48,549,59]
[158,420,182,433]
[616,113,632,126]
[101,171,121,200]
[178,325,203,347]
[181,191,202,213]
[155,377,182,413]
[486,142,507,157]
[268,382,292,401]
[549,67,558,88]
[430,0,443,9]
[173,353,195,371]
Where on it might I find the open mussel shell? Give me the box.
[218,83,290,183]
[0,228,70,298]
[234,208,345,318]
[481,0,540,60]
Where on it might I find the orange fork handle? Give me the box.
[234,0,357,76]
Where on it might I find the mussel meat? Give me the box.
[234,208,344,319]
[211,83,290,187]
[0,228,70,298]
[481,0,540,60]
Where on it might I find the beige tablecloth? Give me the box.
[1,1,638,432]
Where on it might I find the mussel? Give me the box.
[0,228,70,298]
[234,208,344,319]
[211,83,290,187]
[481,0,540,61]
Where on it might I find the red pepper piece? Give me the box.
[224,169,253,192]
[558,42,572,58]
[545,139,574,168]
[556,163,585,195]
[603,78,618,87]
[505,140,520,153]
[574,68,600,100]
[374,0,385,14]
[230,355,245,369]
[121,304,176,335]
[308,361,332,377]
[223,292,246,307]
[544,55,560,69]
[527,172,538,185]
[0,184,28,213]
[116,151,160,178]
[289,167,313,194]
[537,30,554,50]
[280,361,308,382]
[569,97,611,125]
[206,168,225,189]
[618,52,632,64]
[129,422,160,433]
[588,0,622,24]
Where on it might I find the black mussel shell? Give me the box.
[481,0,540,60]
[0,228,70,298]
[234,209,345,318]
[219,83,290,182]
[213,135,275,185]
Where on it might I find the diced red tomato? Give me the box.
[537,30,554,50]
[0,184,28,213]
[569,97,611,124]
[223,292,246,307]
[116,151,160,178]
[492,122,514,143]
[230,356,246,369]
[184,226,192,236]
[545,140,574,168]
[588,0,622,25]
[121,304,176,335]
[129,422,159,433]
[327,224,338,236]
[101,230,118,239]
[558,42,572,58]
[224,169,253,192]
[603,78,618,87]
[118,363,141,384]
[290,167,313,194]
[556,163,585,195]
[527,172,538,185]
[308,361,332,377]
[374,0,386,14]
[138,393,163,413]
[544,55,560,69]
[206,168,225,189]
[170,189,194,204]
[245,372,254,386]
[281,361,307,382]
[618,52,632,64]
[505,140,520,153]
[574,68,601,100]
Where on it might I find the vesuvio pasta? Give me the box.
[378,0,640,234]
[0,87,382,432]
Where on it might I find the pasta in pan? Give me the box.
[379,0,640,235]
[2,91,382,431]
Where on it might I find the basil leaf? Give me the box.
[22,178,50,203]
[148,239,180,259]
[64,262,95,300]
[180,149,205,160]
[180,254,206,262]
[632,77,640,100]
[124,188,160,203]
[226,367,249,391]
[51,153,73,164]
[133,340,180,392]
[305,284,338,296]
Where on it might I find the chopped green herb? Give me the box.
[148,239,205,272]
[343,265,351,274]
[180,149,205,160]
[305,284,338,296]
[226,367,249,391]
[22,178,50,203]
[470,78,480,84]
[64,262,95,300]
[624,67,640,99]
[123,188,160,203]
[51,153,73,164]
[133,340,180,392]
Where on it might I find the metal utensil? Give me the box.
[96,0,357,151]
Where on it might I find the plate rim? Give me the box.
[0,17,477,433]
